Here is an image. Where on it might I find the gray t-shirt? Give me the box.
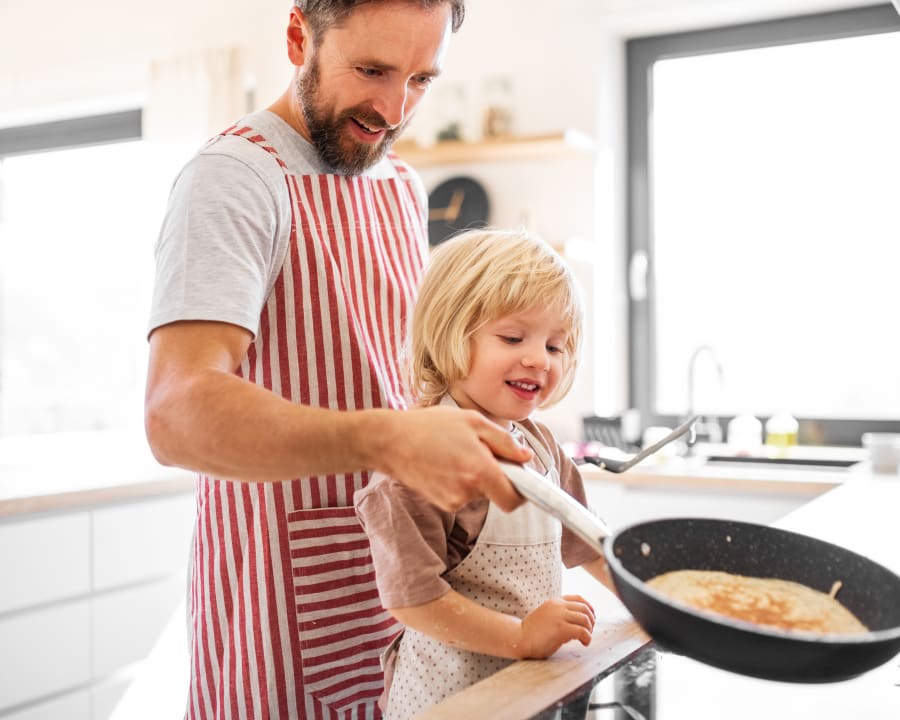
[148,109,426,338]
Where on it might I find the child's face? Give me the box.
[449,304,569,428]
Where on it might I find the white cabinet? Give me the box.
[92,576,184,677]
[3,691,91,720]
[0,491,194,719]
[0,513,90,613]
[0,601,91,708]
[93,495,194,589]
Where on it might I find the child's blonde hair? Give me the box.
[409,228,583,409]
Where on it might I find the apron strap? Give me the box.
[512,421,557,479]
[218,124,290,172]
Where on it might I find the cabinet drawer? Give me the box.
[0,601,91,710]
[92,676,133,720]
[92,575,184,677]
[2,690,90,720]
[92,494,194,590]
[0,513,90,614]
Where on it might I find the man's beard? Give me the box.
[298,56,406,175]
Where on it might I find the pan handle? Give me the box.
[500,461,609,554]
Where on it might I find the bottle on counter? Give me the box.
[765,412,799,456]
[727,414,763,457]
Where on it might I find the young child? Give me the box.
[354,228,617,719]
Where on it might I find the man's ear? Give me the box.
[286,7,312,67]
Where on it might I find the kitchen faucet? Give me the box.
[686,345,724,449]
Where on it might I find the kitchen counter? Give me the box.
[577,448,868,496]
[40,440,893,718]
[0,430,194,517]
[420,466,900,719]
[0,427,877,537]
[1,432,863,519]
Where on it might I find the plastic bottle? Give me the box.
[727,414,763,457]
[765,412,799,456]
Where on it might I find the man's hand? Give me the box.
[518,595,596,659]
[371,404,532,512]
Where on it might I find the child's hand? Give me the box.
[518,594,595,659]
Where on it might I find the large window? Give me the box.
[626,4,900,445]
[0,110,172,437]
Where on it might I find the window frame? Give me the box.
[625,3,900,446]
[0,109,142,157]
[0,108,143,436]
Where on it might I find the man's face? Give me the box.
[296,1,453,174]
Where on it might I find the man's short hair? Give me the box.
[294,0,465,40]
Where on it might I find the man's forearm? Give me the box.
[145,367,393,482]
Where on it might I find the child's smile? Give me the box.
[449,305,569,427]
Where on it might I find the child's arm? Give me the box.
[390,589,596,660]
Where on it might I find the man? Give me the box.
[144,1,530,717]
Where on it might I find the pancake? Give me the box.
[646,569,868,635]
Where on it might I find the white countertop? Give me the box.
[579,446,873,496]
[1,430,876,519]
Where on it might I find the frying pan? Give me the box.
[604,517,900,682]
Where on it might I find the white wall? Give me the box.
[0,0,878,441]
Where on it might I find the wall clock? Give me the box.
[427,176,490,247]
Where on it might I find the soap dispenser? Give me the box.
[765,412,799,456]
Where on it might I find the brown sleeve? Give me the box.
[523,419,603,568]
[354,474,456,609]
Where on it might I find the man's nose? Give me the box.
[373,80,409,128]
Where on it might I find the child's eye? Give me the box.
[500,336,522,345]
[547,344,564,354]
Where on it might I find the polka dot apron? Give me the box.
[384,423,562,719]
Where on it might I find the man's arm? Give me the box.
[144,320,530,510]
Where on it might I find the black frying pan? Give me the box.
[603,517,900,683]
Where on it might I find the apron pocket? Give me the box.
[288,505,399,713]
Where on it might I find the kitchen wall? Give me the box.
[0,0,877,442]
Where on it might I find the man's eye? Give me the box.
[412,75,434,88]
[357,67,382,78]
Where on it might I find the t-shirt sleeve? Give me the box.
[147,142,289,338]
[528,420,604,568]
[355,475,455,609]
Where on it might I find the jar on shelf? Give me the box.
[481,76,514,139]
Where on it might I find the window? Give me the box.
[626,4,900,445]
[0,110,171,437]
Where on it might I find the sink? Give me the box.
[703,455,860,470]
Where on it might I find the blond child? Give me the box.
[354,229,616,718]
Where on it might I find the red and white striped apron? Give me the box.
[187,125,427,720]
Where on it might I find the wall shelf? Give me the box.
[393,129,595,167]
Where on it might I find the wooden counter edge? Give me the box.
[0,475,196,518]
[417,619,649,720]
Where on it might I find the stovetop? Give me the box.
[532,644,900,720]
